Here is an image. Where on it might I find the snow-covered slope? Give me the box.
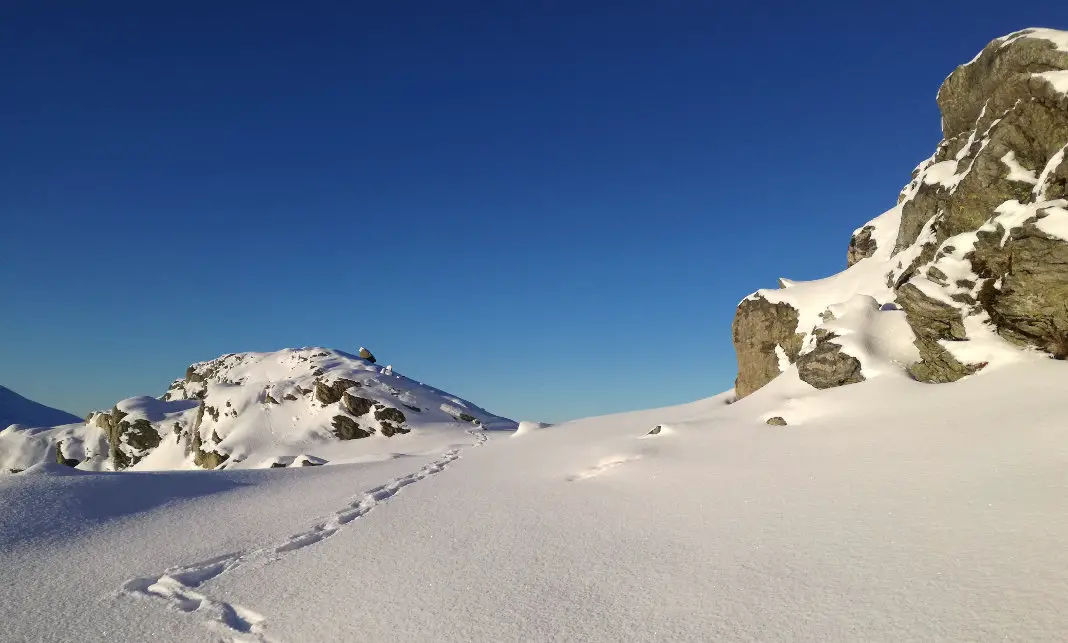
[0,348,515,473]
[0,385,80,431]
[2,359,1066,641]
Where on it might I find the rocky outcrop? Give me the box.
[109,417,163,469]
[897,283,979,383]
[976,218,1068,356]
[847,225,877,266]
[731,29,1068,398]
[331,415,373,440]
[731,295,804,398]
[359,347,377,363]
[796,338,865,389]
[342,392,375,417]
[375,406,410,437]
[316,378,362,406]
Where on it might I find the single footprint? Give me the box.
[568,454,642,481]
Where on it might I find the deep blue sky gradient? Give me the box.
[4,2,1067,421]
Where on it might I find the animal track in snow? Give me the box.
[568,453,642,481]
[119,430,487,642]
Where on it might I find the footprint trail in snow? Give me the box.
[119,430,487,642]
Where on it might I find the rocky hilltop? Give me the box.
[733,28,1068,398]
[1,347,516,473]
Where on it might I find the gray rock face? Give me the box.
[316,378,361,406]
[938,32,1068,142]
[731,295,804,399]
[375,405,410,437]
[342,392,375,417]
[847,225,877,267]
[897,32,1068,256]
[976,219,1068,357]
[796,339,865,390]
[331,415,373,440]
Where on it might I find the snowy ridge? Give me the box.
[0,348,514,473]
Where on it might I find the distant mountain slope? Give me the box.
[0,385,80,430]
[0,347,516,473]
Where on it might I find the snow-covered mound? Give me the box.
[0,348,515,473]
[0,385,80,431]
[733,27,1068,398]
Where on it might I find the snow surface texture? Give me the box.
[0,348,515,473]
[2,361,1067,641]
[0,385,80,431]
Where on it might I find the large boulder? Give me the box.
[847,225,878,267]
[731,295,804,398]
[796,338,865,390]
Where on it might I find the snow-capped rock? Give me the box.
[0,347,515,473]
[733,28,1068,398]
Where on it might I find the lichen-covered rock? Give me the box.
[765,417,788,426]
[375,406,406,424]
[976,219,1068,357]
[796,340,864,390]
[55,442,79,467]
[316,378,361,406]
[847,225,877,266]
[379,421,410,437]
[192,432,229,469]
[897,283,980,383]
[342,393,375,417]
[731,295,804,398]
[331,415,373,440]
[375,405,410,437]
[109,417,162,470]
[938,30,1068,142]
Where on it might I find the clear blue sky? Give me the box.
[3,2,1066,422]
